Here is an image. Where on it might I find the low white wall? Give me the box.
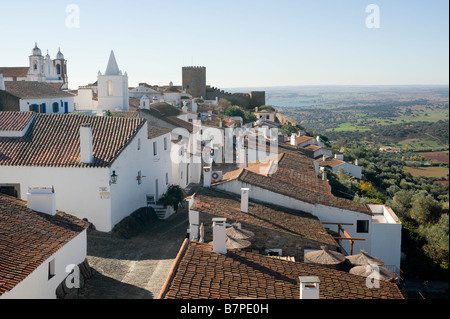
[0,165,111,231]
[0,230,87,299]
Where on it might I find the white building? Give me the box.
[318,156,362,180]
[0,43,68,89]
[211,151,402,269]
[0,111,162,232]
[97,50,129,112]
[0,79,74,113]
[0,192,88,299]
[129,82,191,108]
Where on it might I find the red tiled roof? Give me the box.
[0,112,145,168]
[295,136,314,145]
[3,81,73,99]
[238,169,371,215]
[159,240,404,299]
[0,67,29,78]
[319,158,346,168]
[0,193,88,296]
[0,111,35,131]
[214,152,371,215]
[192,188,339,248]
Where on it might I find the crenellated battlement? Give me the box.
[182,66,265,107]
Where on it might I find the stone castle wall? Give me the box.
[182,66,265,108]
[182,66,206,99]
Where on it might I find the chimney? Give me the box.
[299,276,320,299]
[27,187,56,216]
[322,170,327,181]
[0,73,5,91]
[323,155,327,162]
[80,123,94,164]
[212,217,227,254]
[238,146,247,169]
[203,166,212,187]
[355,159,359,166]
[241,188,249,213]
[290,133,297,146]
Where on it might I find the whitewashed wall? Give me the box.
[0,166,111,231]
[74,88,98,111]
[0,230,87,299]
[332,163,362,179]
[19,96,74,113]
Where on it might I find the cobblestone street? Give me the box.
[79,209,188,299]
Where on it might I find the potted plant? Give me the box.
[159,185,184,210]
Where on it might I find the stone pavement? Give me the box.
[78,209,189,299]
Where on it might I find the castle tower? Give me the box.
[97,50,129,111]
[27,43,45,82]
[182,66,206,98]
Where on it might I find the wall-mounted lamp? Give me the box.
[110,170,118,185]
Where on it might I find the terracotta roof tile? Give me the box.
[0,112,145,168]
[3,81,74,99]
[213,152,371,215]
[0,67,29,78]
[0,193,88,296]
[192,188,339,250]
[160,240,404,299]
[0,111,35,132]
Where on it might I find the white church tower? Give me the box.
[97,50,129,112]
[28,43,46,82]
[27,43,69,89]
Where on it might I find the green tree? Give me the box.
[280,123,299,136]
[410,192,442,224]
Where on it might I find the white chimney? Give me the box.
[238,146,247,169]
[80,123,94,164]
[299,276,320,299]
[241,188,249,213]
[322,170,327,181]
[323,155,327,161]
[0,73,5,91]
[212,217,227,254]
[27,187,56,216]
[290,133,297,146]
[189,210,200,241]
[355,159,359,166]
[203,166,212,187]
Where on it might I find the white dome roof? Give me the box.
[32,43,42,56]
[56,48,64,60]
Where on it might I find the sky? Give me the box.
[0,0,448,90]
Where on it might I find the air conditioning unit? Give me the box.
[211,171,223,182]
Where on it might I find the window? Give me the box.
[153,141,157,156]
[357,220,369,233]
[53,102,59,113]
[48,259,55,280]
[56,64,61,75]
[164,137,167,150]
[107,80,113,96]
[165,172,169,185]
[137,138,141,150]
[39,103,46,113]
[33,61,37,70]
